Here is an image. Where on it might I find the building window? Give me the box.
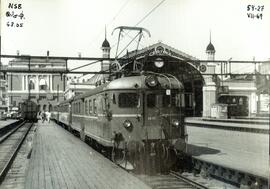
[40,85,47,90]
[49,104,52,112]
[39,78,47,90]
[43,104,47,111]
[29,80,35,90]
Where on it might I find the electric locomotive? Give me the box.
[54,72,187,171]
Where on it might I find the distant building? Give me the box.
[0,64,8,114]
[7,53,66,112]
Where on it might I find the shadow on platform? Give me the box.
[186,144,221,156]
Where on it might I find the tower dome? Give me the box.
[102,38,110,48]
[206,31,215,61]
[206,42,215,52]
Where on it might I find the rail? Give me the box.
[191,158,268,189]
[170,171,209,189]
[0,120,23,137]
[0,121,33,185]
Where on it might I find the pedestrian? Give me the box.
[46,111,51,123]
[42,111,46,123]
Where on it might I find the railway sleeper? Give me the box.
[191,158,268,189]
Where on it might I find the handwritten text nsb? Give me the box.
[6,3,25,28]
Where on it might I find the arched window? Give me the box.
[49,104,52,112]
[39,78,47,90]
[43,104,47,111]
[29,80,35,90]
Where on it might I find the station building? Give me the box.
[0,64,8,115]
[82,35,269,118]
[7,53,66,112]
[201,42,270,117]
[7,35,268,117]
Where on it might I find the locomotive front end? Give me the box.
[109,74,186,172]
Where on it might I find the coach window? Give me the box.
[119,93,139,108]
[239,97,243,105]
[93,99,97,114]
[89,100,92,114]
[112,94,116,104]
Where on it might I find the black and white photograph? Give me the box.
[0,0,269,188]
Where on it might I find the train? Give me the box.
[51,72,188,172]
[20,100,39,122]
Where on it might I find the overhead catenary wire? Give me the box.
[79,0,166,71]
[134,0,166,27]
[88,0,132,50]
[73,0,132,73]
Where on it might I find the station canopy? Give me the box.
[118,42,204,83]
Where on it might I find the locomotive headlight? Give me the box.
[172,119,180,127]
[145,75,159,88]
[123,120,133,131]
[154,58,164,68]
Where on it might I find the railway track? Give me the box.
[137,171,209,189]
[0,121,33,185]
[192,158,268,189]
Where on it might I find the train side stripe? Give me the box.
[72,114,142,118]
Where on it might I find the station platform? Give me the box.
[24,121,151,189]
[185,117,269,179]
[0,119,19,129]
[185,117,269,132]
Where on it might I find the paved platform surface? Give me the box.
[0,119,19,129]
[24,121,151,189]
[186,122,269,179]
[185,117,269,130]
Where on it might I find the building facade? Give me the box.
[8,56,66,112]
[0,64,8,115]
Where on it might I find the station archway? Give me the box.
[142,56,205,116]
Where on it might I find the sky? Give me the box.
[1,0,270,71]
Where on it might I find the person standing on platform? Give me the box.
[42,111,46,123]
[46,111,51,123]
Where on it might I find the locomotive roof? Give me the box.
[72,75,183,101]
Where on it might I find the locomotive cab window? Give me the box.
[118,93,139,108]
[147,92,179,108]
[163,93,177,107]
[147,94,156,108]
